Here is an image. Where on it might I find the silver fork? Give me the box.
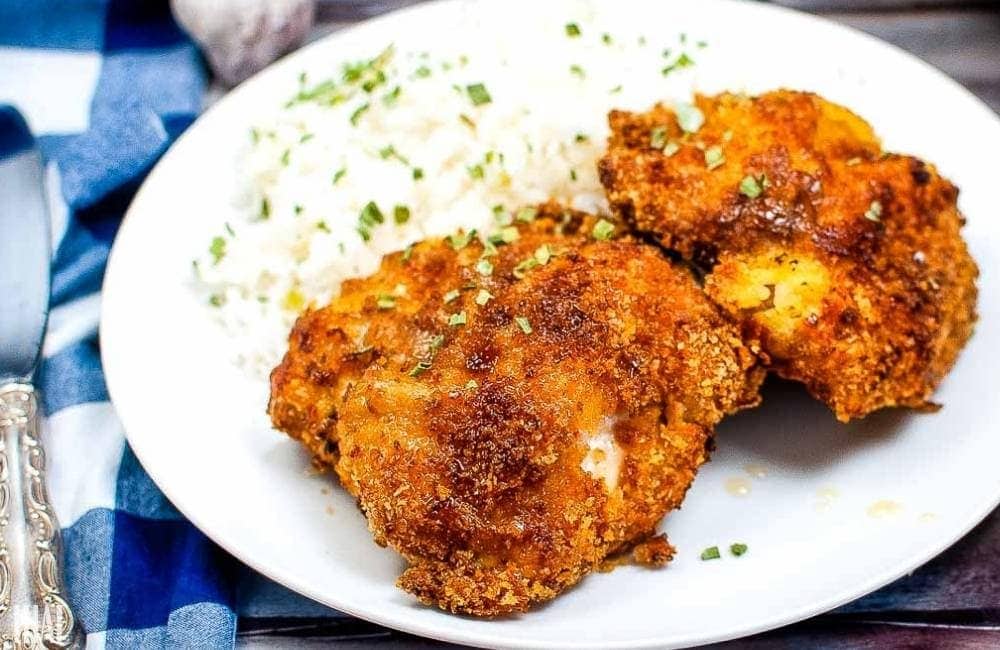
[0,105,81,649]
[0,386,79,649]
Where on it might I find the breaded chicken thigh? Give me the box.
[599,90,978,421]
[269,205,762,615]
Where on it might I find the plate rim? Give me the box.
[100,1,1000,648]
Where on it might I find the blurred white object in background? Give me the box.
[171,0,316,86]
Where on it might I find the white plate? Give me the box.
[101,1,1000,648]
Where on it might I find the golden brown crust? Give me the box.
[631,533,675,567]
[269,205,763,615]
[599,90,978,421]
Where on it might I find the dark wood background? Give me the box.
[236,1,1000,647]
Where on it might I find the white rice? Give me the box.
[193,5,708,376]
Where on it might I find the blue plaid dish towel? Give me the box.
[0,2,348,648]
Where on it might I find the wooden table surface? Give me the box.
[237,1,1000,647]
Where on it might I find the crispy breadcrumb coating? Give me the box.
[599,90,978,421]
[269,205,762,615]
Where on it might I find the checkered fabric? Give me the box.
[0,2,344,648]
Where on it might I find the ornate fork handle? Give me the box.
[0,383,80,649]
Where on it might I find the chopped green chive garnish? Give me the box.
[357,226,371,242]
[443,289,461,304]
[209,237,226,265]
[361,73,386,93]
[499,226,519,243]
[377,294,396,310]
[534,244,552,265]
[459,114,476,129]
[449,311,467,327]
[739,175,763,199]
[513,257,539,279]
[476,258,494,276]
[609,84,623,94]
[663,141,680,157]
[475,289,493,306]
[402,244,414,262]
[382,85,401,106]
[286,78,342,108]
[481,241,499,257]
[316,220,331,233]
[224,222,235,237]
[565,23,581,37]
[349,57,384,85]
[394,205,411,225]
[675,102,705,133]
[864,200,883,222]
[516,207,538,223]
[592,219,615,240]
[349,62,381,86]
[408,360,432,377]
[662,52,695,76]
[490,226,519,245]
[515,316,533,334]
[570,169,577,181]
[299,132,314,143]
[467,164,485,180]
[332,168,347,185]
[449,231,474,250]
[704,145,725,170]
[730,543,748,557]
[569,64,585,78]
[574,133,589,143]
[259,197,271,220]
[415,65,431,78]
[412,167,424,181]
[359,201,384,226]
[379,145,410,165]
[650,126,668,150]
[466,83,492,106]
[700,546,721,561]
[601,33,612,45]
[349,103,370,126]
[293,204,304,216]
[208,293,225,307]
